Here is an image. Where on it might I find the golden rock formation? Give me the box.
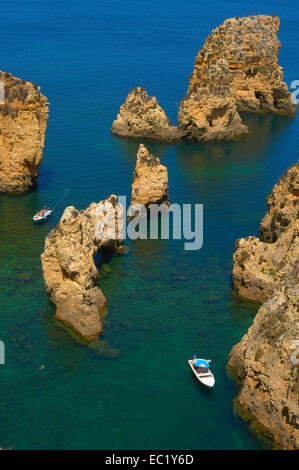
[178,59,248,141]
[112,16,296,144]
[111,87,179,141]
[233,160,299,302]
[228,160,299,449]
[131,144,169,210]
[186,15,296,115]
[41,196,124,341]
[0,71,49,193]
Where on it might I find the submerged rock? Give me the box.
[88,339,121,358]
[0,71,49,193]
[228,160,299,449]
[41,195,124,341]
[111,87,179,140]
[131,144,170,210]
[178,59,248,141]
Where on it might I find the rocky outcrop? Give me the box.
[0,71,49,193]
[178,59,248,141]
[41,196,124,341]
[111,87,179,140]
[183,15,296,117]
[260,162,299,242]
[228,160,299,449]
[112,16,295,143]
[131,144,169,210]
[227,266,299,449]
[233,160,299,302]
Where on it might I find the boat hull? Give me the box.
[188,359,215,388]
[33,210,53,222]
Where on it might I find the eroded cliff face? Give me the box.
[111,87,179,140]
[0,71,49,193]
[178,59,248,141]
[41,195,124,341]
[227,267,299,449]
[185,15,296,116]
[228,160,299,449]
[233,160,299,302]
[131,144,169,209]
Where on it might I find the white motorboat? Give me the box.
[33,208,53,223]
[188,358,215,388]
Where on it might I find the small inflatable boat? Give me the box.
[33,208,53,223]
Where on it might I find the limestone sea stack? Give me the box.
[41,196,124,341]
[131,144,170,210]
[178,59,248,141]
[227,160,299,449]
[183,15,296,117]
[111,87,179,140]
[0,71,49,193]
[112,16,295,144]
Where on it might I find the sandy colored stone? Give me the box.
[131,144,169,210]
[0,71,49,193]
[111,87,179,140]
[41,195,124,341]
[260,161,299,242]
[227,269,299,449]
[187,15,296,116]
[233,160,299,302]
[228,160,299,449]
[178,59,248,141]
[112,16,295,144]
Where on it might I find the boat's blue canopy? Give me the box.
[194,359,209,368]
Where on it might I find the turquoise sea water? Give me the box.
[0,0,299,450]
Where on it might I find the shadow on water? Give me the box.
[44,297,121,362]
[176,113,293,180]
[188,368,216,397]
[111,114,293,177]
[228,288,261,325]
[111,134,173,166]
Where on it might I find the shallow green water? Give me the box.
[0,0,299,449]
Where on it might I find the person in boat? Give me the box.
[193,358,210,374]
[194,363,206,373]
[198,367,209,374]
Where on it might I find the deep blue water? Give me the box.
[0,0,298,449]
